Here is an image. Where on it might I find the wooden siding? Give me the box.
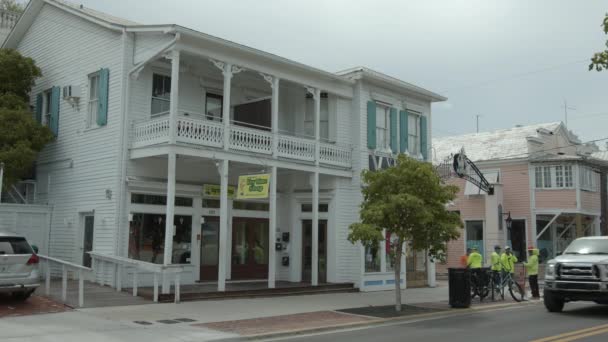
[18,4,124,263]
[580,190,601,213]
[535,189,577,209]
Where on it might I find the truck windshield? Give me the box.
[563,239,608,255]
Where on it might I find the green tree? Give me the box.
[0,49,52,192]
[0,0,25,13]
[349,155,462,312]
[590,13,608,71]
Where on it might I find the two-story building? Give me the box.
[2,0,446,293]
[433,122,607,277]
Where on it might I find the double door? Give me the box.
[302,220,327,284]
[199,217,269,281]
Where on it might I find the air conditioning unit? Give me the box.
[63,85,81,100]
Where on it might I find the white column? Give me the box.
[221,64,232,150]
[163,152,177,294]
[267,75,280,157]
[314,89,321,166]
[217,160,229,291]
[268,166,278,288]
[312,171,319,286]
[0,162,4,203]
[168,50,180,144]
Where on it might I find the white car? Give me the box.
[0,232,40,301]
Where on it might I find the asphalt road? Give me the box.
[276,302,608,342]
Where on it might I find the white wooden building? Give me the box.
[3,0,446,293]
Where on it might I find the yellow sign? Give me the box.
[202,184,235,199]
[237,174,270,199]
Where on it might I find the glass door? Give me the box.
[200,217,219,281]
[231,218,269,280]
[82,215,94,267]
[301,220,327,283]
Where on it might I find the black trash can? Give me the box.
[448,268,471,308]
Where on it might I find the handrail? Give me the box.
[88,251,185,303]
[38,254,92,308]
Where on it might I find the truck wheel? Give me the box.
[544,291,564,312]
[11,290,33,301]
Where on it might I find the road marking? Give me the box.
[530,323,608,342]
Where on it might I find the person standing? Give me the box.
[460,248,471,268]
[491,245,502,288]
[467,247,482,269]
[524,247,540,299]
[501,246,518,275]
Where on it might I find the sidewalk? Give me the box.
[0,281,534,341]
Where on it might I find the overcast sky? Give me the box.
[47,0,608,145]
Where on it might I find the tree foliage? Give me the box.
[590,13,608,71]
[349,155,462,311]
[0,0,25,13]
[0,49,52,191]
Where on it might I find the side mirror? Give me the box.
[31,245,39,254]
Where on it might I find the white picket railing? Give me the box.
[38,255,92,308]
[176,118,223,147]
[88,252,185,303]
[230,125,273,155]
[132,116,352,168]
[319,142,352,168]
[132,118,170,148]
[277,135,316,161]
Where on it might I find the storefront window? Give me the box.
[386,232,399,272]
[365,243,381,273]
[465,220,484,258]
[536,215,554,262]
[233,201,269,211]
[128,214,192,264]
[301,204,329,212]
[131,193,193,207]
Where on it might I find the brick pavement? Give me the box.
[195,310,378,336]
[0,294,70,318]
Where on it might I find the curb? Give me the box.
[210,300,538,341]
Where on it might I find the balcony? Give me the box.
[132,117,352,169]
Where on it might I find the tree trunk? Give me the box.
[394,241,403,312]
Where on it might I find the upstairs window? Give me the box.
[43,89,52,127]
[535,165,574,189]
[304,93,329,141]
[151,73,171,115]
[408,113,420,155]
[376,104,390,150]
[580,166,597,191]
[87,72,100,128]
[205,93,223,121]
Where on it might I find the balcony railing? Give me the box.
[132,117,352,168]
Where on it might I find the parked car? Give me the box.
[544,236,608,312]
[0,232,40,301]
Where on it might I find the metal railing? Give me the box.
[88,252,185,303]
[38,255,92,308]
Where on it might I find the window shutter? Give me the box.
[35,93,43,123]
[97,68,109,126]
[389,108,398,153]
[50,86,60,137]
[399,110,408,153]
[367,101,376,149]
[420,115,428,160]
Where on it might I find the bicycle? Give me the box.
[470,268,490,300]
[490,270,524,302]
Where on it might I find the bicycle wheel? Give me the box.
[509,280,524,302]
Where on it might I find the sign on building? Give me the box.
[237,174,270,199]
[202,184,235,199]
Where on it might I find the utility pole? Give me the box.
[563,100,576,127]
[476,115,482,133]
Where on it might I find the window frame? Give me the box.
[205,92,223,122]
[408,112,420,155]
[580,166,597,192]
[535,164,576,190]
[87,71,100,129]
[375,104,390,151]
[304,94,330,141]
[43,88,52,127]
[151,73,171,116]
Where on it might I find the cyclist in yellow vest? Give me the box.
[501,246,518,274]
[524,247,540,299]
[491,245,502,288]
[467,247,483,269]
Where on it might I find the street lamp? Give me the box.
[504,211,513,230]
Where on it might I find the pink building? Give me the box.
[432,122,607,277]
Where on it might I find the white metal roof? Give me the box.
[52,0,139,26]
[432,122,563,163]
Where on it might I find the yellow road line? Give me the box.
[530,323,608,342]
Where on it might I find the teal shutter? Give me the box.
[35,93,43,123]
[399,110,408,153]
[97,68,109,126]
[366,101,376,149]
[420,116,428,160]
[389,108,398,153]
[49,86,60,137]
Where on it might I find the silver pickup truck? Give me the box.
[543,236,608,312]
